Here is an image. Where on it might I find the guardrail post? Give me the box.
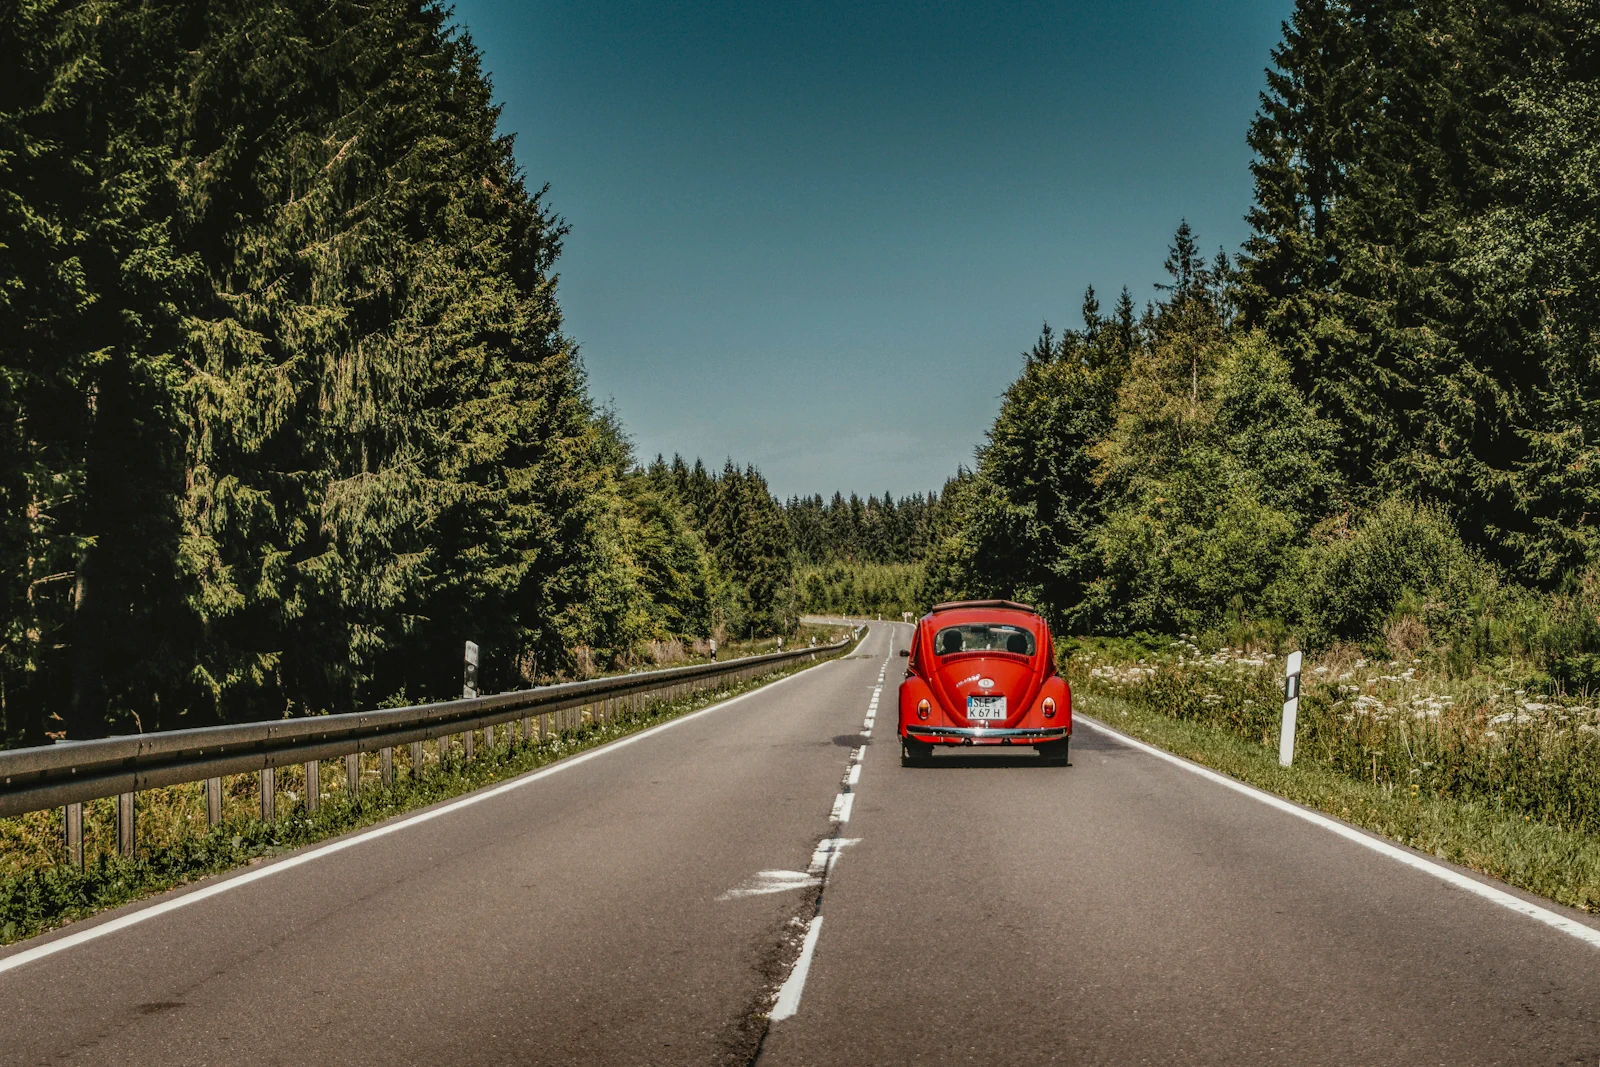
[345,753,359,800]
[305,762,319,813]
[260,767,275,822]
[464,729,475,761]
[206,776,223,826]
[118,791,135,858]
[439,735,452,766]
[380,746,393,788]
[410,741,423,777]
[64,802,83,868]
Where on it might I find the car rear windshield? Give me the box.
[933,623,1036,657]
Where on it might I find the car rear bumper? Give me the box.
[903,725,1069,745]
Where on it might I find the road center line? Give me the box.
[761,627,899,1032]
[769,916,824,1021]
[1079,716,1600,949]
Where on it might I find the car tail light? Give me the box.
[917,699,931,720]
[1042,697,1056,719]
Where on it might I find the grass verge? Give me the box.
[1081,689,1600,914]
[0,643,853,947]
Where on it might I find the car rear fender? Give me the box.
[1028,674,1072,734]
[898,674,943,733]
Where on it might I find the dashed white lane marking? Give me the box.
[770,916,824,1021]
[808,837,860,875]
[0,655,843,978]
[1080,716,1600,951]
[766,622,901,1026]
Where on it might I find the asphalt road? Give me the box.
[4,623,1599,1066]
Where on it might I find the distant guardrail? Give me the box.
[0,629,861,864]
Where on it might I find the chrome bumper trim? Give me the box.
[904,725,1069,741]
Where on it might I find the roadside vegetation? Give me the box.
[926,2,1600,656]
[1068,637,1600,912]
[0,1,802,749]
[795,562,925,619]
[785,491,946,617]
[0,624,855,945]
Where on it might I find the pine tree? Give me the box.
[1157,219,1205,303]
[0,0,197,739]
[1238,0,1583,581]
[0,0,698,736]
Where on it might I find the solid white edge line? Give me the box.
[769,915,824,1021]
[1078,716,1600,949]
[0,652,852,978]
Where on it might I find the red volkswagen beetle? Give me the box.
[898,600,1071,766]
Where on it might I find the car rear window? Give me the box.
[933,623,1036,657]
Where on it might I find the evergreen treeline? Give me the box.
[796,562,924,620]
[781,489,945,617]
[639,454,798,640]
[930,0,1600,684]
[0,0,794,746]
[783,491,944,565]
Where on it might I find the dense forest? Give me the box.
[0,0,795,745]
[924,0,1600,685]
[10,0,1600,743]
[784,491,943,565]
[781,492,944,617]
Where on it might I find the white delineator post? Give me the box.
[1279,650,1303,767]
[463,640,479,699]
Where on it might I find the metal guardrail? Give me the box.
[0,629,860,863]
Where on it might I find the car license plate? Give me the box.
[967,696,1006,721]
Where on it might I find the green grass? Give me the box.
[1076,682,1600,915]
[0,639,855,946]
[796,561,925,618]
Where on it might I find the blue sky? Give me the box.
[448,0,1294,499]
